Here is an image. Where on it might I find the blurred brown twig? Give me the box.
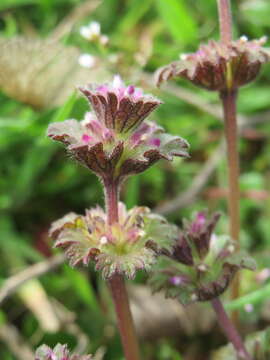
[0,321,34,360]
[0,254,65,304]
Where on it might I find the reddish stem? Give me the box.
[220,91,241,320]
[109,274,141,360]
[217,0,233,44]
[211,298,253,360]
[104,179,120,225]
[220,91,240,249]
[104,178,141,360]
[217,0,241,325]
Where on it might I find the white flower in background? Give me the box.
[79,21,109,45]
[100,35,109,45]
[78,54,96,68]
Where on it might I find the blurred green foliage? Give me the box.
[1,0,270,359]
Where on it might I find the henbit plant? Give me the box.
[154,0,270,308]
[35,343,92,360]
[47,75,189,360]
[149,211,256,360]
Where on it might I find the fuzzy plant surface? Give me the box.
[47,75,189,184]
[50,202,178,279]
[35,344,92,360]
[149,212,256,304]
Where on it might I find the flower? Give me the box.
[79,21,109,45]
[79,75,162,133]
[49,202,178,279]
[155,36,270,92]
[78,54,96,68]
[47,76,189,182]
[35,344,92,360]
[80,21,101,40]
[149,212,256,304]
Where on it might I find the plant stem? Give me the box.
[105,179,120,225]
[220,90,240,249]
[211,298,252,360]
[217,0,233,44]
[109,274,141,360]
[104,178,141,360]
[217,0,241,322]
[220,90,241,320]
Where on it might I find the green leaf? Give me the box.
[144,213,178,253]
[0,311,6,325]
[125,176,140,208]
[156,0,197,44]
[225,282,270,311]
[51,91,77,123]
[117,0,154,33]
[64,266,100,313]
[0,0,37,11]
[11,93,77,207]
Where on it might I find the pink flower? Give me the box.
[47,77,189,182]
[79,75,162,133]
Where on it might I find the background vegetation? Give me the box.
[1,0,270,359]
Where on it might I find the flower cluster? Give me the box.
[35,344,92,360]
[155,36,270,92]
[47,76,189,183]
[149,212,256,304]
[50,202,178,279]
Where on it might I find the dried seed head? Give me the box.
[155,37,270,92]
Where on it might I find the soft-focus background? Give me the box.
[1,0,270,359]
